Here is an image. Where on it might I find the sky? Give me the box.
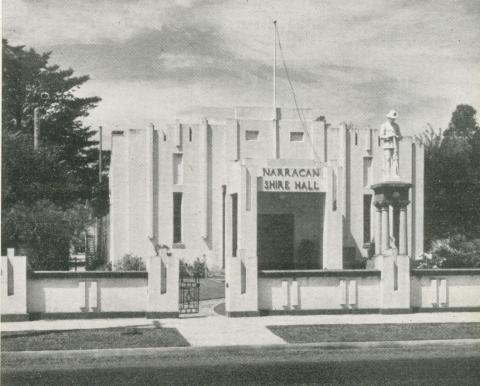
[3,0,480,144]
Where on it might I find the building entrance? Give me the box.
[258,214,294,270]
[257,192,324,270]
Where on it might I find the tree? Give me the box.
[444,104,479,139]
[2,39,109,208]
[419,105,480,245]
[2,40,109,268]
[2,132,82,209]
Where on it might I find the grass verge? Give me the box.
[1,326,190,351]
[268,323,480,343]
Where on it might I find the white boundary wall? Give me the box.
[1,251,179,321]
[258,274,381,312]
[411,269,480,311]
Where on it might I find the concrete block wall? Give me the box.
[411,269,480,311]
[1,249,27,321]
[258,272,381,313]
[28,273,148,315]
[1,250,179,320]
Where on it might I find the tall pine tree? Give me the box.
[2,40,109,267]
[2,39,108,209]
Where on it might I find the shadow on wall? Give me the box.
[343,213,368,269]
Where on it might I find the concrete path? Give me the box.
[2,300,480,347]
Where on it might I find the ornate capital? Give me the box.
[371,181,412,209]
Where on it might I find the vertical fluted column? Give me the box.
[399,204,409,255]
[381,204,390,253]
[375,205,382,255]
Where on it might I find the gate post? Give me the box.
[1,249,28,321]
[146,252,179,318]
[225,163,259,317]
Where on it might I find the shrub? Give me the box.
[180,257,207,278]
[114,254,146,271]
[412,253,447,269]
[192,257,208,278]
[2,201,72,270]
[414,235,480,268]
[96,261,112,271]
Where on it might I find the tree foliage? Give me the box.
[2,39,109,209]
[418,105,480,246]
[2,40,109,268]
[443,104,479,139]
[2,201,71,270]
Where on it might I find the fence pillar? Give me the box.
[377,250,411,312]
[146,252,179,318]
[1,249,28,321]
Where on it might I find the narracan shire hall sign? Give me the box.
[260,167,322,192]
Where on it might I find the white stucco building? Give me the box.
[108,106,424,273]
[7,107,480,320]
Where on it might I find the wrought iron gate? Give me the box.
[179,277,200,314]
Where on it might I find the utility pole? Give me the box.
[33,92,49,150]
[99,126,103,183]
[273,21,280,159]
[96,126,104,268]
[34,107,40,150]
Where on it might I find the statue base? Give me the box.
[371,180,412,205]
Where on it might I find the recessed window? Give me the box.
[173,193,182,243]
[363,157,372,187]
[245,130,259,141]
[363,194,372,244]
[290,132,304,142]
[231,193,238,257]
[354,132,358,146]
[173,153,183,185]
[189,127,192,142]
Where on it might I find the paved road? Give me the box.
[3,343,480,385]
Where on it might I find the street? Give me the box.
[3,343,480,385]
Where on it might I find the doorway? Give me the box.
[258,214,295,270]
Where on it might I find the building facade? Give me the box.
[109,106,424,272]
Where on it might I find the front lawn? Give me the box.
[268,323,480,343]
[1,326,189,351]
[199,278,225,301]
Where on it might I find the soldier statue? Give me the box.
[379,110,402,179]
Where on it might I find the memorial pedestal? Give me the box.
[371,181,412,312]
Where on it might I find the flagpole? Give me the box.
[273,20,277,118]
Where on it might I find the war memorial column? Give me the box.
[372,110,412,312]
